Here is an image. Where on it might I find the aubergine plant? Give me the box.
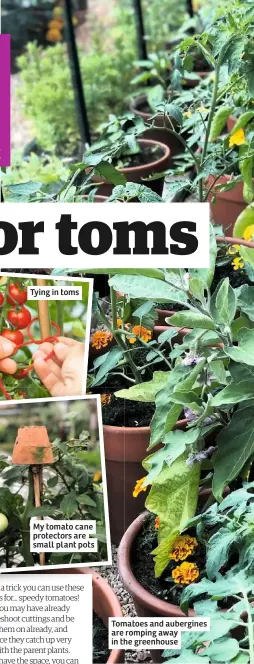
[109,245,254,576]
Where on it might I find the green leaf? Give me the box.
[210,360,228,385]
[77,494,97,507]
[92,347,124,386]
[209,106,234,141]
[52,268,165,279]
[146,454,200,576]
[147,84,164,112]
[108,274,188,304]
[205,637,239,662]
[60,491,78,517]
[169,311,216,330]
[143,428,201,485]
[230,111,254,134]
[225,328,254,365]
[213,405,254,500]
[212,278,237,325]
[239,145,254,204]
[6,181,42,194]
[211,380,254,405]
[95,161,126,185]
[28,506,57,516]
[47,476,58,488]
[115,371,170,403]
[189,225,217,288]
[237,284,254,321]
[206,527,237,579]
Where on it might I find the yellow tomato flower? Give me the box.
[197,106,208,113]
[184,110,192,118]
[93,470,102,483]
[229,129,246,147]
[129,325,152,344]
[91,330,113,349]
[243,224,254,241]
[170,535,198,561]
[133,477,148,498]
[232,256,244,270]
[53,6,63,17]
[172,561,199,585]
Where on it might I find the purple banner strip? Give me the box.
[0,35,11,167]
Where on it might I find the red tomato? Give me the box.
[7,307,31,330]
[15,368,30,379]
[1,329,24,347]
[0,294,4,307]
[7,284,27,305]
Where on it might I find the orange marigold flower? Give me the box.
[133,477,147,498]
[101,393,112,406]
[172,561,199,585]
[170,535,198,561]
[129,325,152,344]
[46,28,63,42]
[154,516,160,530]
[91,330,113,349]
[93,470,102,482]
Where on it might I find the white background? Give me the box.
[0,202,210,268]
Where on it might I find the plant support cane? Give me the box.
[12,426,54,567]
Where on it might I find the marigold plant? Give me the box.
[170,535,198,562]
[172,562,199,585]
[91,330,113,350]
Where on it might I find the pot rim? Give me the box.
[103,418,187,435]
[117,511,194,617]
[78,569,123,664]
[119,138,170,174]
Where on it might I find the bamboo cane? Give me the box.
[32,465,45,566]
[36,279,51,339]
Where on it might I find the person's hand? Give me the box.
[33,337,84,396]
[0,336,17,374]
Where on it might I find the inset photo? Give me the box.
[0,395,111,571]
[0,272,93,399]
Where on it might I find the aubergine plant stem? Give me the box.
[133,0,148,60]
[64,0,91,149]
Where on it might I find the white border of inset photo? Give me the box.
[0,271,93,395]
[0,393,112,573]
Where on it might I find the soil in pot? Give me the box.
[94,138,170,198]
[93,612,110,663]
[132,513,205,607]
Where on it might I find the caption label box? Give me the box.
[30,520,97,553]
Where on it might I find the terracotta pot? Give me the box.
[93,139,170,198]
[34,568,124,664]
[226,115,237,133]
[153,325,190,341]
[130,95,183,160]
[117,511,194,663]
[104,418,187,545]
[155,308,176,325]
[207,174,253,235]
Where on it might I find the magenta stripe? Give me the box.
[0,35,11,167]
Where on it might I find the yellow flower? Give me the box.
[197,106,208,113]
[101,393,112,406]
[229,129,246,147]
[232,256,244,270]
[53,6,63,17]
[227,243,240,255]
[154,516,160,530]
[129,325,152,344]
[133,477,148,498]
[170,535,198,561]
[117,318,123,328]
[93,470,102,483]
[91,330,113,350]
[46,28,63,42]
[172,561,199,585]
[184,110,192,118]
[72,16,78,25]
[243,224,254,241]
